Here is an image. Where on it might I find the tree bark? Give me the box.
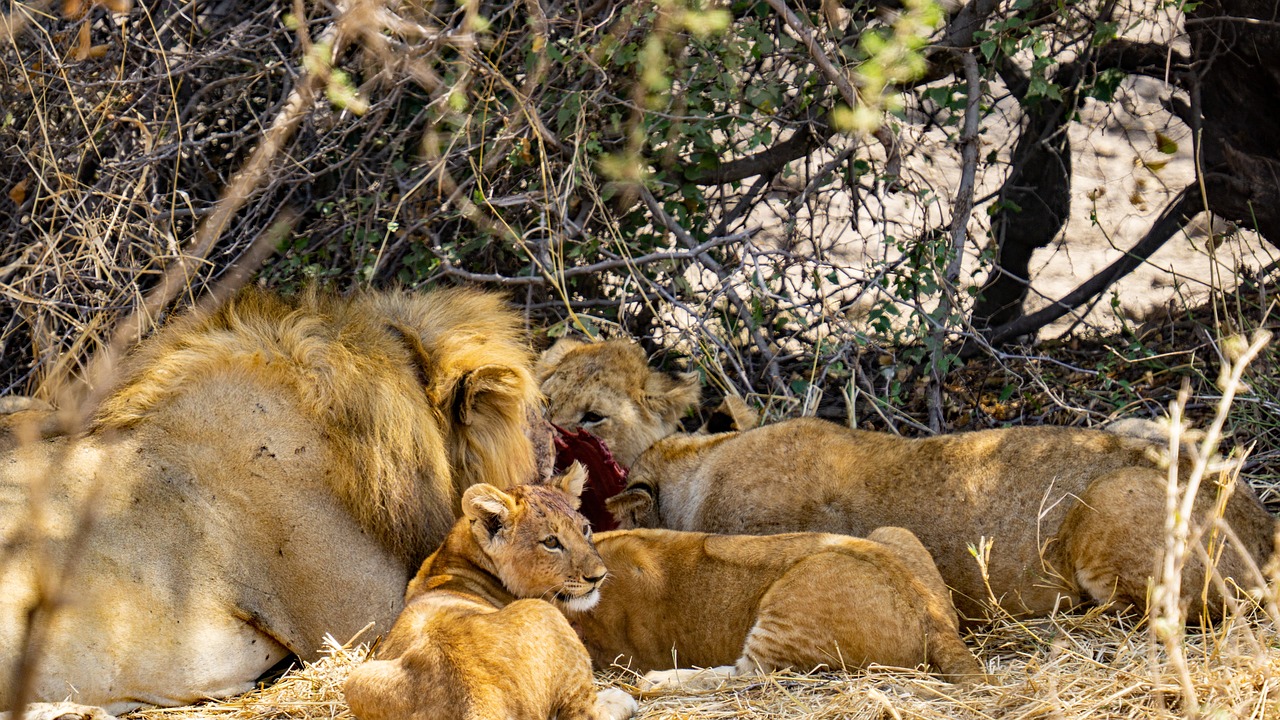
[969,62,1073,330]
[1187,0,1280,244]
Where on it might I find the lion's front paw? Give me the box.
[637,666,737,692]
[594,687,638,720]
[0,703,118,720]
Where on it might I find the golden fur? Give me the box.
[344,466,636,720]
[0,397,61,453]
[537,338,699,468]
[570,526,986,689]
[96,288,543,559]
[542,339,1278,622]
[0,288,544,715]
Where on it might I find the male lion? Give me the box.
[539,338,1278,622]
[0,288,544,717]
[569,525,986,688]
[344,464,637,720]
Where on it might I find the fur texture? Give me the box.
[537,339,699,468]
[0,287,543,714]
[344,467,636,720]
[542,339,1278,622]
[96,287,542,561]
[569,526,986,688]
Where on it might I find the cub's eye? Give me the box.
[582,524,592,538]
[541,536,563,550]
[580,411,606,425]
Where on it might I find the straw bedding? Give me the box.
[128,609,1279,720]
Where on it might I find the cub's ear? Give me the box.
[554,461,589,509]
[535,338,587,382]
[702,395,758,434]
[455,365,526,427]
[643,369,701,424]
[462,483,517,536]
[606,483,655,528]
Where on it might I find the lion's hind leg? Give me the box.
[740,553,923,673]
[741,550,984,684]
[343,659,422,720]
[0,703,118,720]
[637,666,743,692]
[1059,466,1275,619]
[865,528,987,684]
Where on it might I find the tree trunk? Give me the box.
[970,113,1072,329]
[1188,0,1280,244]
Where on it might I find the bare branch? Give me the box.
[431,230,759,286]
[762,0,859,109]
[929,51,981,433]
[689,115,835,185]
[977,185,1204,350]
[640,187,785,393]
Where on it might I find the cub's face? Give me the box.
[536,339,700,468]
[462,466,608,612]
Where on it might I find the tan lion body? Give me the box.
[540,340,1277,622]
[571,526,985,687]
[0,288,543,715]
[344,469,636,720]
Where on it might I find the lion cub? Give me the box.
[567,526,987,689]
[343,464,636,720]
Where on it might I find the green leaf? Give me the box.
[1091,21,1119,48]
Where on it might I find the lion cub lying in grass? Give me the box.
[572,526,985,689]
[343,464,636,720]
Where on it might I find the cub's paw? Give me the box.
[637,666,737,692]
[594,687,638,720]
[0,703,119,720]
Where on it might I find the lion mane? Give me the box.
[93,287,541,562]
[0,286,545,715]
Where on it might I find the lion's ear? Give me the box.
[456,365,524,427]
[606,483,655,528]
[462,483,516,536]
[643,370,701,424]
[554,462,589,508]
[535,338,586,382]
[702,395,757,434]
[387,322,434,386]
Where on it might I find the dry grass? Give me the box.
[126,611,1280,720]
